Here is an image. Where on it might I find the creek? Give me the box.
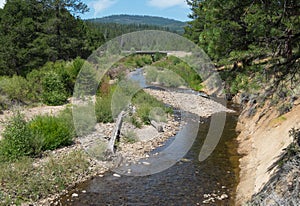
[54,69,241,205]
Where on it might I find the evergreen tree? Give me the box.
[0,0,102,76]
[185,0,300,78]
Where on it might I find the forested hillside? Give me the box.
[88,14,186,33]
[85,21,172,42]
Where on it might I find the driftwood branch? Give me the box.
[107,111,125,154]
[150,120,164,132]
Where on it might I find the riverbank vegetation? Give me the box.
[0,150,91,206]
[186,0,299,113]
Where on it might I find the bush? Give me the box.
[157,70,186,87]
[132,91,172,124]
[123,129,138,143]
[152,56,203,91]
[145,66,159,83]
[0,113,38,161]
[136,104,151,124]
[95,95,113,123]
[0,75,30,103]
[128,116,142,128]
[73,62,98,97]
[26,69,44,102]
[0,112,76,161]
[41,71,68,106]
[28,115,74,151]
[0,94,9,112]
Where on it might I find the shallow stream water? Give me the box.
[55,108,240,206]
[54,69,241,205]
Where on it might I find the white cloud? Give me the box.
[90,0,117,16]
[0,0,6,9]
[148,0,188,9]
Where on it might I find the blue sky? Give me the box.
[81,0,191,21]
[0,0,191,21]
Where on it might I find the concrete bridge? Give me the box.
[123,51,192,58]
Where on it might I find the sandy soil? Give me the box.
[236,103,300,205]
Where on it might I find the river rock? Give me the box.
[220,194,228,199]
[113,173,121,178]
[142,161,151,165]
[71,193,78,198]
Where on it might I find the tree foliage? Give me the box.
[185,0,300,81]
[0,0,104,76]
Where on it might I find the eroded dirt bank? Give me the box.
[235,99,300,205]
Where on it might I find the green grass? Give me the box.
[0,111,75,161]
[145,66,186,87]
[132,90,172,124]
[122,129,138,143]
[152,56,203,91]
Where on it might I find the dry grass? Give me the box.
[0,149,90,206]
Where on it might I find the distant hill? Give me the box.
[87,14,187,34]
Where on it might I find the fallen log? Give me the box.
[107,111,125,154]
[150,120,164,132]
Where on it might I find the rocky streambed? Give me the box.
[50,88,240,206]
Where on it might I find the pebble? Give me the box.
[82,190,87,193]
[71,193,78,198]
[203,194,210,198]
[142,161,151,165]
[113,173,121,178]
[220,194,228,199]
[180,158,191,162]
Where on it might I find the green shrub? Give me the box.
[129,116,142,128]
[0,75,30,103]
[152,56,203,91]
[118,54,154,69]
[132,91,172,124]
[26,69,44,102]
[145,66,159,83]
[149,107,167,122]
[95,95,114,123]
[0,94,9,112]
[276,128,300,167]
[0,113,75,161]
[0,113,37,161]
[123,130,138,143]
[41,71,68,106]
[28,115,74,151]
[57,107,75,133]
[136,104,151,124]
[157,70,186,87]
